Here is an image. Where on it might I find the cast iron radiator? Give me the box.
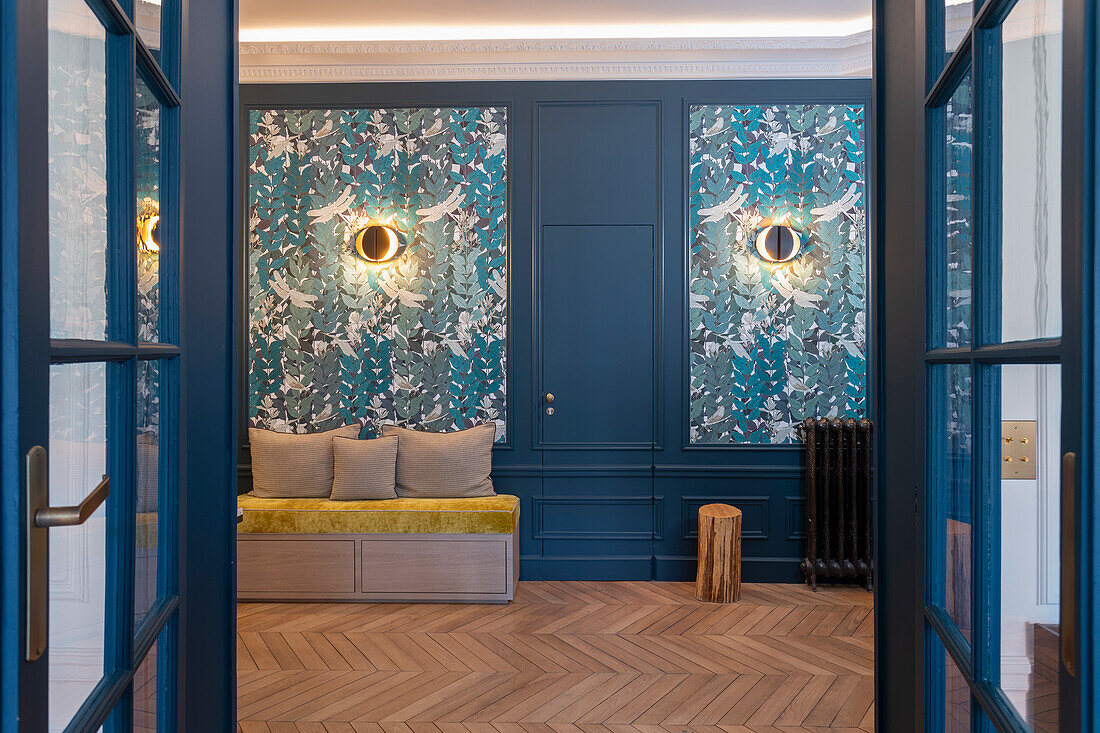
[798,418,873,591]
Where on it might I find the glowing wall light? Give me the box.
[754,223,802,263]
[352,223,406,263]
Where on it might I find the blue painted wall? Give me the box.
[240,79,872,582]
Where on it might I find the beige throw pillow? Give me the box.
[249,425,360,498]
[381,423,496,498]
[330,436,399,500]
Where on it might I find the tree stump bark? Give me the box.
[695,504,742,603]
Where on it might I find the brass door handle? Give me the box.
[545,393,555,403]
[25,445,111,661]
[36,474,109,527]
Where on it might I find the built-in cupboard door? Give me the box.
[532,101,660,579]
[917,0,1093,729]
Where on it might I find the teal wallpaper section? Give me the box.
[688,104,867,444]
[247,108,508,439]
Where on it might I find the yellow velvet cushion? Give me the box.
[237,493,519,535]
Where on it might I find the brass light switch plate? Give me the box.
[1002,420,1038,479]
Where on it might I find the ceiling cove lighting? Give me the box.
[239,18,873,43]
[353,224,406,264]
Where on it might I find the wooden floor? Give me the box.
[237,581,874,733]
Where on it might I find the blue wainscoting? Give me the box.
[239,79,872,582]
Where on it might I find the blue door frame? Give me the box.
[875,0,1098,730]
[0,0,238,730]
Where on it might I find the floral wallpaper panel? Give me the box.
[688,104,868,444]
[248,108,508,440]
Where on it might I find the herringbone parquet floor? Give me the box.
[237,582,874,733]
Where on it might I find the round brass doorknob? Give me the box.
[545,393,555,403]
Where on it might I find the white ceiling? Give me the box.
[238,0,873,82]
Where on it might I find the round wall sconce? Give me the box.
[353,224,405,263]
[754,224,802,263]
[136,197,160,254]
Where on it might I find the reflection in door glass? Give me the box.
[136,74,162,342]
[48,363,109,732]
[133,639,158,732]
[943,74,973,348]
[945,0,973,57]
[929,628,972,732]
[1001,0,1063,343]
[946,646,971,732]
[48,0,108,340]
[935,363,973,642]
[133,0,161,57]
[1000,364,1061,730]
[135,360,161,627]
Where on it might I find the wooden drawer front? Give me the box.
[362,538,506,594]
[238,539,355,594]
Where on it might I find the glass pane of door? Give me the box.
[47,362,109,731]
[48,0,108,341]
[946,0,974,57]
[135,359,161,628]
[946,650,972,732]
[133,0,161,56]
[932,362,974,641]
[999,0,1063,343]
[137,74,162,343]
[133,639,158,732]
[999,363,1061,728]
[942,73,973,349]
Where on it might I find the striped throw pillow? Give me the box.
[330,436,399,501]
[249,424,360,498]
[381,423,496,498]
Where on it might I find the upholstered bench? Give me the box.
[236,493,520,603]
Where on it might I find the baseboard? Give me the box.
[520,555,805,582]
[654,555,804,583]
[524,555,653,581]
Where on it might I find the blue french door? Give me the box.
[923,0,1091,730]
[1,0,181,730]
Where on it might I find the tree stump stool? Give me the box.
[695,504,742,603]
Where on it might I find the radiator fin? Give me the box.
[799,418,873,591]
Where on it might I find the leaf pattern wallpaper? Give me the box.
[688,104,867,444]
[247,108,508,439]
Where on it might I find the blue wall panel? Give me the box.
[537,102,659,225]
[240,79,872,583]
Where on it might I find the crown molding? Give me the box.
[239,31,872,82]
[240,59,872,83]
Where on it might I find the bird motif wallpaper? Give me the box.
[688,104,867,444]
[247,107,508,439]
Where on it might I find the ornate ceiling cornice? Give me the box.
[238,32,872,82]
